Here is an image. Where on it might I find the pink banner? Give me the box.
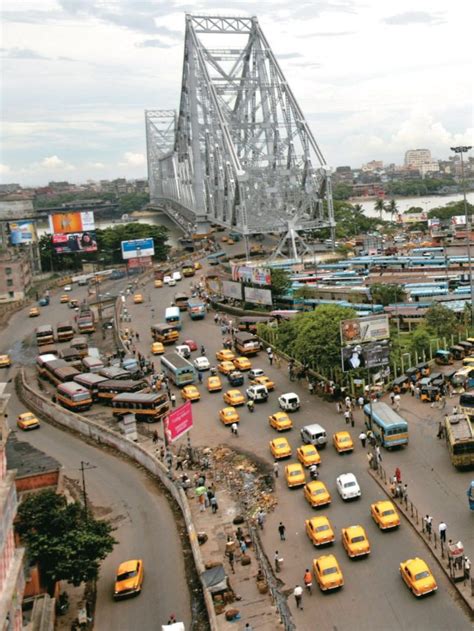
[164,401,193,443]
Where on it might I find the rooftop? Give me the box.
[6,433,61,479]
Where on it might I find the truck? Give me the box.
[77,306,95,334]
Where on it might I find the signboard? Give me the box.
[121,238,155,260]
[232,264,271,286]
[451,215,467,226]
[222,280,243,300]
[399,212,428,224]
[9,221,36,244]
[244,286,273,306]
[206,278,221,294]
[164,401,193,443]
[127,256,152,269]
[51,231,97,254]
[341,341,390,372]
[340,315,390,346]
[49,211,95,234]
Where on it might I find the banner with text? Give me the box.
[244,286,273,306]
[222,280,243,300]
[9,221,37,244]
[232,264,271,286]
[340,314,390,346]
[121,238,155,260]
[164,401,193,443]
[341,341,390,372]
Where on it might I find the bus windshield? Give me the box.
[165,307,181,329]
[363,402,408,449]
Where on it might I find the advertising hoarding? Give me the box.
[52,231,98,254]
[341,341,390,372]
[340,315,390,346]
[127,256,152,269]
[164,401,193,443]
[121,238,155,260]
[9,221,36,244]
[398,212,428,224]
[222,280,243,300]
[244,286,273,306]
[232,264,271,286]
[450,215,467,226]
[49,211,95,234]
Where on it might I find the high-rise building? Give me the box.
[404,149,432,168]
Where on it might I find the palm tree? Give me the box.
[352,203,364,215]
[374,198,385,220]
[386,198,398,221]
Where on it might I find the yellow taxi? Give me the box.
[17,412,40,431]
[151,342,165,355]
[399,558,437,597]
[114,559,144,599]
[269,437,292,460]
[305,516,335,547]
[29,307,40,317]
[268,412,293,432]
[341,525,371,558]
[216,349,235,362]
[333,431,354,454]
[221,235,229,242]
[297,444,321,467]
[133,293,144,304]
[370,500,400,530]
[181,385,200,402]
[313,554,344,591]
[60,294,69,303]
[219,406,239,426]
[250,375,275,391]
[207,376,223,392]
[233,356,252,371]
[0,354,11,368]
[218,361,236,375]
[223,389,245,406]
[154,279,163,288]
[304,480,331,508]
[285,463,306,488]
[194,261,202,270]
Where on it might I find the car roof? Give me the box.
[335,431,351,438]
[405,558,427,571]
[117,559,140,573]
[299,444,316,451]
[309,515,329,526]
[317,554,338,569]
[376,500,395,509]
[344,524,364,536]
[307,480,326,490]
[272,437,289,446]
[338,473,356,482]
[303,423,325,432]
[281,392,298,398]
[286,463,302,471]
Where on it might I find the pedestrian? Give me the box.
[345,395,351,409]
[350,412,355,428]
[231,422,239,436]
[278,522,286,541]
[437,420,445,439]
[303,568,312,594]
[240,538,247,555]
[464,557,471,581]
[375,445,381,462]
[438,521,447,543]
[227,550,235,573]
[198,371,203,384]
[214,313,219,324]
[198,493,206,512]
[152,430,159,444]
[357,395,364,410]
[452,405,458,415]
[200,345,206,355]
[274,551,281,573]
[410,382,415,397]
[308,381,314,395]
[170,393,176,408]
[293,584,303,610]
[336,401,342,414]
[257,509,265,530]
[390,390,395,406]
[359,432,367,448]
[426,515,433,536]
[244,624,254,631]
[395,467,401,484]
[394,393,401,411]
[344,409,351,425]
[135,332,140,341]
[401,484,408,500]
[273,461,279,478]
[415,386,420,399]
[167,614,177,625]
[176,458,184,471]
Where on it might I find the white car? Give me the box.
[163,275,172,284]
[336,473,361,501]
[172,271,182,282]
[64,285,72,292]
[278,392,300,411]
[194,356,210,371]
[168,278,177,286]
[246,384,268,402]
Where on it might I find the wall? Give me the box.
[15,470,60,494]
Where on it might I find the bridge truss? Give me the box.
[146,14,335,257]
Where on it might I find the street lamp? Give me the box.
[451,146,473,323]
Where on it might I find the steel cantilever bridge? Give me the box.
[146,14,335,258]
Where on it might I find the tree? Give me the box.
[410,326,431,356]
[385,199,398,220]
[425,303,459,339]
[269,268,291,297]
[370,284,405,306]
[16,490,116,595]
[374,198,385,220]
[333,183,352,200]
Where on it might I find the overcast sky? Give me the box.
[1,0,472,186]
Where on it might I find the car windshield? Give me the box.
[322,567,338,576]
[306,447,316,454]
[316,524,329,532]
[340,436,350,442]
[382,509,395,516]
[276,442,286,449]
[314,488,325,495]
[117,569,137,581]
[414,570,430,580]
[344,481,356,488]
[22,413,35,421]
[290,470,300,476]
[351,535,365,543]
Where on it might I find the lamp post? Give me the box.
[451,146,473,322]
[79,461,97,522]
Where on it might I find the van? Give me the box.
[176,344,191,359]
[248,368,265,380]
[300,423,328,448]
[82,356,105,373]
[278,392,300,411]
[246,384,268,402]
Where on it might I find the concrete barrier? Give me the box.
[17,370,218,630]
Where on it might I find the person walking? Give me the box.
[336,401,342,414]
[439,521,447,543]
[293,584,303,610]
[198,371,203,384]
[303,569,312,594]
[359,432,367,448]
[268,352,274,366]
[152,430,159,444]
[278,522,286,541]
[273,461,279,478]
[357,395,364,410]
[344,409,351,425]
[257,509,265,530]
[274,551,281,573]
[170,393,176,408]
[308,381,315,395]
[231,422,239,436]
[210,496,218,513]
[390,390,395,406]
[227,550,235,574]
[464,557,471,581]
[426,515,433,536]
[395,467,401,484]
[375,445,381,462]
[437,420,445,439]
[394,393,401,411]
[200,345,206,355]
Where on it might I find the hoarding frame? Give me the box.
[164,401,193,443]
[340,314,390,346]
[121,238,155,260]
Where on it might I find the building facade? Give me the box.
[404,149,433,169]
[0,250,32,302]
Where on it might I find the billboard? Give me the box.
[341,341,390,372]
[164,401,193,443]
[51,231,97,254]
[222,280,243,300]
[49,211,95,234]
[340,315,390,346]
[232,264,271,286]
[9,221,36,244]
[121,238,155,260]
[244,286,273,306]
[127,256,153,269]
[450,215,467,226]
[398,212,428,224]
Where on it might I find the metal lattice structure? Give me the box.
[146,14,335,255]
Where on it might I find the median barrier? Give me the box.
[17,369,218,630]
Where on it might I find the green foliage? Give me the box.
[410,326,432,356]
[369,284,405,306]
[374,198,386,219]
[294,286,316,300]
[331,201,381,239]
[385,199,398,218]
[118,193,150,213]
[269,268,291,296]
[16,490,116,594]
[333,183,352,200]
[425,303,459,339]
[428,200,474,220]
[386,177,455,197]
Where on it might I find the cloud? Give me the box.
[0,164,12,175]
[383,11,445,26]
[40,155,75,171]
[0,47,48,59]
[119,152,146,167]
[136,38,174,49]
[87,162,106,169]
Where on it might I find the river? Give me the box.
[354,192,474,218]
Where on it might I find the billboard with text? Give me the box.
[121,238,155,260]
[340,315,390,346]
[49,211,95,234]
[164,401,193,443]
[9,221,36,244]
[341,341,390,372]
[222,280,243,300]
[52,231,97,254]
[244,286,272,306]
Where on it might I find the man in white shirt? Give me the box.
[293,584,303,610]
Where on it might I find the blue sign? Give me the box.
[121,238,155,260]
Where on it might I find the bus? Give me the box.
[181,262,195,277]
[234,332,261,356]
[77,306,95,334]
[56,321,75,343]
[187,298,206,320]
[174,293,189,312]
[99,366,131,381]
[160,352,196,387]
[36,325,54,346]
[444,413,474,469]
[207,251,226,265]
[70,336,89,358]
[151,323,179,345]
[96,379,149,403]
[58,348,83,369]
[56,381,93,412]
[43,359,80,386]
[165,306,182,329]
[111,392,169,423]
[36,353,58,378]
[459,393,474,418]
[73,373,108,400]
[363,402,409,449]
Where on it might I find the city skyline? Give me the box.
[1,0,472,185]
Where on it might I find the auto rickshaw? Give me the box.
[459,341,474,355]
[434,350,453,366]
[415,362,430,378]
[406,367,419,383]
[392,375,410,394]
[429,373,445,388]
[450,345,466,361]
[420,383,441,403]
[444,368,458,385]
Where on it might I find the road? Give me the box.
[0,279,192,630]
[122,266,471,631]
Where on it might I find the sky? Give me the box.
[0,0,472,186]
